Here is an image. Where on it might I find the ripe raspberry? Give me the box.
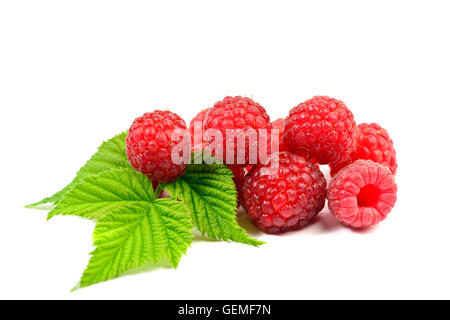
[271,118,288,152]
[327,160,397,228]
[330,123,397,176]
[189,108,210,152]
[203,96,272,166]
[283,96,357,165]
[228,165,245,208]
[126,110,187,183]
[242,152,327,234]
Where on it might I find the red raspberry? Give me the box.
[126,110,187,183]
[327,160,397,228]
[242,152,327,234]
[189,108,210,152]
[283,96,357,165]
[268,118,322,170]
[271,118,288,152]
[228,165,245,208]
[330,123,397,176]
[203,96,272,166]
[271,118,320,169]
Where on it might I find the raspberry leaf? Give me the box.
[162,163,264,247]
[48,168,154,220]
[25,131,131,209]
[79,200,192,288]
[45,167,192,288]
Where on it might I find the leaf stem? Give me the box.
[154,183,162,198]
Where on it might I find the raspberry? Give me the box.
[283,96,357,165]
[228,165,245,208]
[271,118,288,152]
[272,119,319,168]
[327,160,397,228]
[203,96,272,166]
[189,108,210,152]
[126,110,187,183]
[330,123,397,176]
[270,118,321,170]
[242,152,327,234]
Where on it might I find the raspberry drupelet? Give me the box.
[242,152,327,234]
[330,122,397,176]
[283,96,357,165]
[327,160,397,228]
[126,110,187,183]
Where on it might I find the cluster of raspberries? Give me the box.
[126,95,398,234]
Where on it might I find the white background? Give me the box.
[1,0,449,300]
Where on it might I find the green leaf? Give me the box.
[47,167,192,288]
[80,199,192,288]
[162,163,264,247]
[48,168,154,220]
[25,131,131,209]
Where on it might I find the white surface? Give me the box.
[1,0,449,300]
